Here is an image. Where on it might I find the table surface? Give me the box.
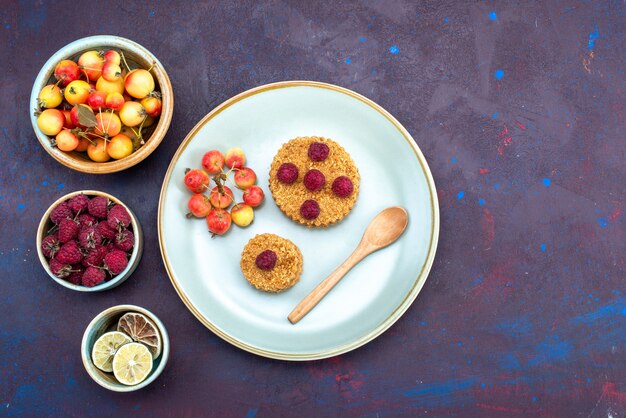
[1,1,624,416]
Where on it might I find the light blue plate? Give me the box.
[158,81,439,360]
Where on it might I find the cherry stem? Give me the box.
[120,52,132,73]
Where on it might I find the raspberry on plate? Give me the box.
[303,169,326,192]
[255,249,277,271]
[308,142,330,162]
[276,163,299,184]
[300,199,320,220]
[331,176,354,198]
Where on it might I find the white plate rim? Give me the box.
[157,81,439,360]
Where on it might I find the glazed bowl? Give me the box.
[36,190,143,291]
[81,304,170,392]
[30,35,173,173]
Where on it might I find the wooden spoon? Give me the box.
[288,206,409,324]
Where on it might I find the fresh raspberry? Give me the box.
[66,266,84,285]
[49,258,72,278]
[308,142,330,162]
[50,202,73,224]
[96,221,117,240]
[78,213,96,228]
[115,230,134,252]
[82,245,108,267]
[58,218,80,244]
[78,226,102,249]
[82,266,106,287]
[300,199,320,220]
[107,204,131,230]
[331,176,354,198]
[276,163,299,184]
[303,169,326,192]
[41,234,60,258]
[255,250,277,270]
[55,241,83,265]
[67,194,89,215]
[104,250,128,275]
[88,196,109,219]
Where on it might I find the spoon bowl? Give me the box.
[362,206,409,249]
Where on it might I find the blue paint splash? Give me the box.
[527,335,572,366]
[494,183,500,189]
[451,156,458,163]
[573,299,626,324]
[345,58,352,64]
[57,183,64,190]
[489,11,497,20]
[598,217,608,227]
[149,10,156,17]
[246,408,258,418]
[492,112,499,118]
[359,37,366,43]
[499,352,521,370]
[457,191,465,200]
[494,69,504,79]
[543,178,551,187]
[588,24,599,50]
[389,45,399,54]
[478,198,486,206]
[443,17,449,23]
[17,203,26,211]
[403,377,478,407]
[540,243,547,252]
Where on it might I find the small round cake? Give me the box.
[240,233,303,292]
[269,136,360,227]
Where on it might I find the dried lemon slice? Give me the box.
[92,331,132,372]
[112,342,153,386]
[117,312,162,359]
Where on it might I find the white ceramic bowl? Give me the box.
[81,305,170,392]
[36,190,143,292]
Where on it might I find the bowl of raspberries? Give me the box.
[36,190,143,291]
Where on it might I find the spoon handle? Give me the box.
[288,244,371,324]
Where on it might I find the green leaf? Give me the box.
[76,105,97,128]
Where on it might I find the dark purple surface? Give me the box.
[1,1,624,416]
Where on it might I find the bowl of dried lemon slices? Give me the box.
[81,304,169,392]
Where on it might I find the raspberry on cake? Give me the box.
[240,234,303,292]
[268,136,360,227]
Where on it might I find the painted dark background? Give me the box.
[0,0,624,416]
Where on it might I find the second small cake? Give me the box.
[240,233,303,292]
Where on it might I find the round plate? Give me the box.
[158,81,439,360]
